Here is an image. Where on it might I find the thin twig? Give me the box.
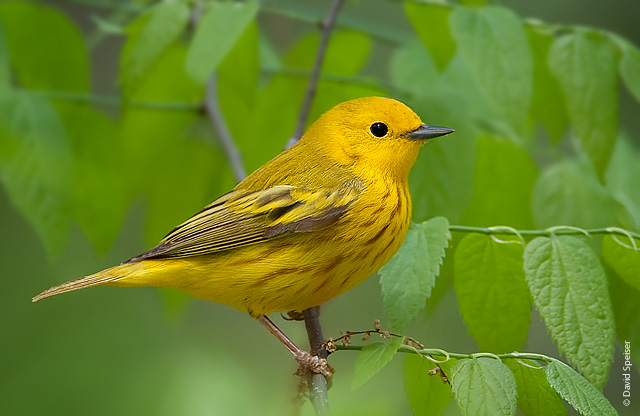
[334,344,556,364]
[324,321,425,350]
[204,74,247,183]
[290,0,345,145]
[449,224,640,241]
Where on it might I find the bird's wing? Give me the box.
[126,185,361,261]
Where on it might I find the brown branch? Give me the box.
[322,319,425,351]
[288,0,345,146]
[324,321,450,385]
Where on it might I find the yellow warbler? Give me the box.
[33,97,452,355]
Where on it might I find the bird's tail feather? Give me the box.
[32,265,128,302]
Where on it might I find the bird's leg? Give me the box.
[257,315,301,355]
[256,315,333,378]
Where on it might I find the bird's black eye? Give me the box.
[370,122,388,137]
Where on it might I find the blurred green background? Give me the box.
[2,0,640,415]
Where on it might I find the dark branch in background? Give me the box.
[205,74,247,183]
[288,0,345,146]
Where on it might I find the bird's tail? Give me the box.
[32,263,140,302]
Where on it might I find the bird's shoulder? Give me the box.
[126,177,364,262]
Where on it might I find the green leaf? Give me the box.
[605,137,640,231]
[523,236,615,388]
[531,159,616,229]
[548,30,618,177]
[400,81,476,223]
[90,15,125,35]
[389,44,476,223]
[120,0,190,96]
[186,0,259,84]
[616,37,640,103]
[462,135,537,228]
[506,360,567,416]
[218,23,259,145]
[307,30,377,124]
[528,27,568,143]
[602,235,640,292]
[545,360,617,416]
[146,137,229,246]
[608,271,640,364]
[61,107,128,253]
[403,354,453,416]
[404,2,456,71]
[118,40,208,245]
[453,233,531,352]
[390,40,437,98]
[450,6,533,131]
[314,30,372,76]
[410,121,475,223]
[0,24,9,89]
[379,217,450,331]
[352,337,405,390]
[239,30,375,172]
[0,91,72,255]
[0,1,89,92]
[450,358,518,416]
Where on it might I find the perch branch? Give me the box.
[302,307,330,415]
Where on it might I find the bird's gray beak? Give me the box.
[407,124,455,140]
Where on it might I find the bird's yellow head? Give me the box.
[300,96,453,180]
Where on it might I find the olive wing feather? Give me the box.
[127,185,360,262]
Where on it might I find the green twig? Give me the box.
[449,224,640,241]
[335,344,554,364]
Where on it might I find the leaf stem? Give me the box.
[449,224,640,240]
[335,344,554,364]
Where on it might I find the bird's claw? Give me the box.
[294,350,334,379]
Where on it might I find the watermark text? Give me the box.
[623,341,632,407]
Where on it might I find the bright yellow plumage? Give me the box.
[33,97,453,317]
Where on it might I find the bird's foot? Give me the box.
[294,350,334,379]
[283,310,305,321]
